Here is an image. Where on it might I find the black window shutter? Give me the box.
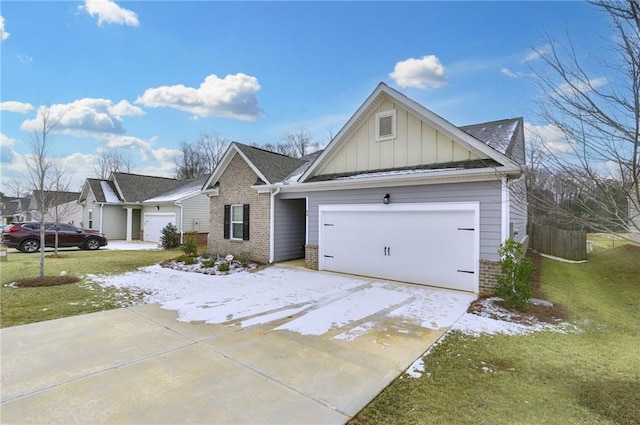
[242,204,250,241]
[223,205,230,239]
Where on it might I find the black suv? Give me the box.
[2,222,108,253]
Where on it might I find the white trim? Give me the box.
[230,204,244,240]
[300,83,521,182]
[203,143,271,191]
[375,109,396,141]
[501,177,510,243]
[305,197,309,246]
[268,187,281,264]
[317,202,480,294]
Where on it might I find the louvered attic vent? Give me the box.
[375,110,396,141]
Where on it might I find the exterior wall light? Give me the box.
[383,193,391,204]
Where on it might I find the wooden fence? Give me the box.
[529,223,587,261]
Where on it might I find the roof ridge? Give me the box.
[460,116,522,128]
[234,141,301,160]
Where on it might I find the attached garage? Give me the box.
[144,213,176,243]
[318,203,479,293]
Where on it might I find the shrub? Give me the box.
[160,223,180,249]
[175,255,197,265]
[218,261,230,272]
[201,259,216,268]
[236,251,252,266]
[495,239,535,311]
[181,231,198,256]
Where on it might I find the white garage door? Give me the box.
[319,203,479,293]
[144,213,176,243]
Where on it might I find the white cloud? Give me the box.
[501,68,521,78]
[523,44,552,62]
[0,16,9,42]
[389,55,447,89]
[136,73,262,121]
[558,77,608,96]
[81,0,139,27]
[17,53,33,63]
[525,122,573,155]
[0,133,16,147]
[20,99,144,136]
[0,101,34,114]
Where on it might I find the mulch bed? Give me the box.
[7,276,81,288]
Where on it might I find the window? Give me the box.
[224,204,250,241]
[88,210,93,229]
[375,110,396,141]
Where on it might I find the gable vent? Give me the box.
[375,110,396,141]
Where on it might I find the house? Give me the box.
[0,195,26,224]
[78,173,210,243]
[203,83,527,294]
[28,191,83,225]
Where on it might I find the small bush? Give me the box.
[236,251,252,266]
[201,259,216,268]
[495,239,535,311]
[160,223,180,249]
[175,255,197,265]
[218,261,230,272]
[181,231,198,256]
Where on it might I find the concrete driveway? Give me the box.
[0,265,475,424]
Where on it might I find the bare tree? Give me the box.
[47,165,74,257]
[281,128,316,157]
[529,0,640,236]
[24,106,60,277]
[94,149,133,179]
[175,132,229,179]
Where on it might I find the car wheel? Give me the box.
[20,239,40,253]
[84,238,101,250]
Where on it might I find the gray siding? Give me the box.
[180,195,211,233]
[101,206,127,240]
[509,178,528,242]
[303,180,504,261]
[273,197,306,262]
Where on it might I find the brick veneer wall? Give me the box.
[305,245,318,270]
[479,259,501,295]
[208,154,271,264]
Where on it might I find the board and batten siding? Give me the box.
[100,206,127,240]
[273,197,306,262]
[317,96,485,176]
[304,180,504,261]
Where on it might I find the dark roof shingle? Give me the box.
[234,144,307,184]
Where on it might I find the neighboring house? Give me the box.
[629,187,640,242]
[78,172,210,242]
[203,82,528,294]
[28,191,83,225]
[0,195,23,224]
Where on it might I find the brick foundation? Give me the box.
[479,259,501,295]
[305,245,318,270]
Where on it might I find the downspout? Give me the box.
[175,201,184,244]
[501,176,510,243]
[99,203,104,234]
[268,186,282,264]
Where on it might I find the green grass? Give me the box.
[351,245,640,425]
[0,248,180,328]
[587,233,633,253]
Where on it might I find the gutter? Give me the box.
[268,186,282,264]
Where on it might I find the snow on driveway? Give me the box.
[90,265,476,338]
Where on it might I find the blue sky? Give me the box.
[0,1,609,192]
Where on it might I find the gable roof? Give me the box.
[144,175,209,203]
[28,191,81,210]
[203,143,306,190]
[300,82,521,183]
[111,173,184,203]
[80,178,122,203]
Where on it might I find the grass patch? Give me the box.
[8,275,81,288]
[351,245,640,425]
[0,248,180,328]
[587,232,633,253]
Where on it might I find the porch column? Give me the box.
[126,207,133,242]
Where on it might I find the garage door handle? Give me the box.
[324,255,334,258]
[457,270,475,274]
[458,227,475,231]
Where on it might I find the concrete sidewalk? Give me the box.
[1,286,465,424]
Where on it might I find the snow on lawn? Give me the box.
[89,265,476,337]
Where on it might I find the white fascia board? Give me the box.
[270,165,519,193]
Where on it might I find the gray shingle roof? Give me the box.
[144,175,209,203]
[460,117,523,162]
[29,191,81,210]
[86,179,121,203]
[112,173,185,203]
[234,143,307,184]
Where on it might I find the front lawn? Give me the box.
[0,249,180,328]
[351,245,640,425]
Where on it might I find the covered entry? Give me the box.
[318,203,479,293]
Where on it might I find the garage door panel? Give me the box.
[320,205,478,293]
[144,214,176,243]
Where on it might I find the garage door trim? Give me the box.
[318,202,480,293]
[143,213,177,243]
